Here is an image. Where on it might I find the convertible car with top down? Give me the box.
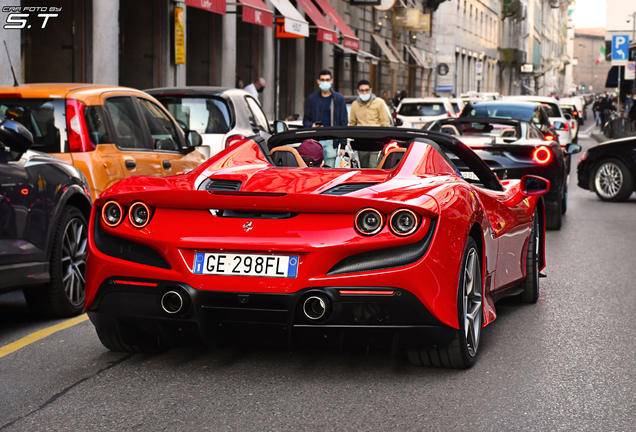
[84,127,549,368]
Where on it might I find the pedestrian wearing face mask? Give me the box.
[244,77,266,103]
[349,80,391,127]
[302,70,347,128]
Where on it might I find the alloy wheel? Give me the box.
[463,248,482,357]
[60,218,87,306]
[595,162,623,199]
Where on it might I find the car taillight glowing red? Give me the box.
[225,134,246,148]
[533,146,552,165]
[447,111,453,118]
[65,99,95,152]
[573,110,578,116]
[562,122,569,132]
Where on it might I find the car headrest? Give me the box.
[270,146,308,168]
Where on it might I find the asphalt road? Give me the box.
[2,117,635,431]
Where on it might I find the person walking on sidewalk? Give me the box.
[302,70,347,166]
[349,80,391,127]
[244,78,266,102]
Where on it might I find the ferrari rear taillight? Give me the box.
[129,202,152,229]
[65,99,95,152]
[389,209,419,236]
[533,146,552,165]
[225,134,246,148]
[102,201,124,227]
[355,208,384,236]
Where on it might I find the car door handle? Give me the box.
[125,160,136,169]
[163,161,172,169]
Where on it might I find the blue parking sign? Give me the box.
[611,34,629,61]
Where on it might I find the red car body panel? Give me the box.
[85,135,546,338]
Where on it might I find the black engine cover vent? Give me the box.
[199,179,242,191]
[321,183,377,196]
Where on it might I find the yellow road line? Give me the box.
[0,314,89,359]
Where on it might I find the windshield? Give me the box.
[0,98,67,153]
[463,103,543,125]
[433,121,524,142]
[157,96,231,134]
[539,103,561,118]
[399,103,447,116]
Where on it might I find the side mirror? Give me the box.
[520,175,551,197]
[565,143,582,155]
[187,130,203,147]
[394,118,404,127]
[272,120,288,134]
[553,121,565,130]
[0,120,33,153]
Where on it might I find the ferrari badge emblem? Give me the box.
[243,221,253,233]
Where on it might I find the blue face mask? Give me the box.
[360,93,371,102]
[319,82,332,92]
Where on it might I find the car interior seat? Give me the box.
[440,125,461,136]
[376,148,406,169]
[270,146,308,168]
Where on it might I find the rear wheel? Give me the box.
[408,237,482,369]
[520,211,540,303]
[593,159,634,202]
[25,206,87,318]
[96,329,167,354]
[562,185,568,215]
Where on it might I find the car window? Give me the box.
[105,97,146,149]
[465,104,544,124]
[0,98,66,153]
[451,103,461,114]
[540,103,561,118]
[399,103,447,116]
[159,97,231,134]
[245,97,270,133]
[137,98,181,151]
[84,106,111,145]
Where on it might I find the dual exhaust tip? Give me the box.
[161,289,189,315]
[303,294,332,321]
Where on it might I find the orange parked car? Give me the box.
[0,84,205,199]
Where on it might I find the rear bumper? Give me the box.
[87,279,456,348]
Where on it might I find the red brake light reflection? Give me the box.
[545,134,555,141]
[533,146,552,165]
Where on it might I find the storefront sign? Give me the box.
[174,7,185,65]
[318,28,337,44]
[351,0,381,5]
[242,4,273,27]
[185,0,226,15]
[275,17,303,38]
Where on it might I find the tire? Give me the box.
[593,159,634,202]
[96,329,167,354]
[520,211,540,303]
[24,206,87,318]
[562,185,568,215]
[408,237,482,369]
[545,198,562,231]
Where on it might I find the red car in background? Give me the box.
[84,128,548,369]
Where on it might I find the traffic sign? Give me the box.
[626,62,635,81]
[611,34,629,64]
[475,61,483,80]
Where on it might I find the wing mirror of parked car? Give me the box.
[0,120,33,155]
[273,120,289,134]
[565,143,582,155]
[520,175,550,197]
[187,130,203,147]
[394,118,404,127]
[553,121,566,130]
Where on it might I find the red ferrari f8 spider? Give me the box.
[85,127,548,368]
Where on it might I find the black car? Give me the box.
[0,120,92,317]
[426,117,581,230]
[577,136,636,201]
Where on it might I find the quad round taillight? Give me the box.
[102,201,124,227]
[533,146,552,165]
[389,209,419,236]
[355,208,384,236]
[129,202,152,229]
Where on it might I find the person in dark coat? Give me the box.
[302,70,347,128]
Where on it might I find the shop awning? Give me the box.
[405,45,425,68]
[238,0,273,27]
[385,39,405,64]
[335,44,380,64]
[269,0,309,37]
[371,34,399,64]
[312,0,360,50]
[296,0,338,44]
[186,0,226,15]
[356,48,380,64]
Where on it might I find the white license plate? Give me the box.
[193,252,299,278]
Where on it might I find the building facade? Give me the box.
[572,28,613,92]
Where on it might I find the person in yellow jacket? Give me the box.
[349,80,391,127]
